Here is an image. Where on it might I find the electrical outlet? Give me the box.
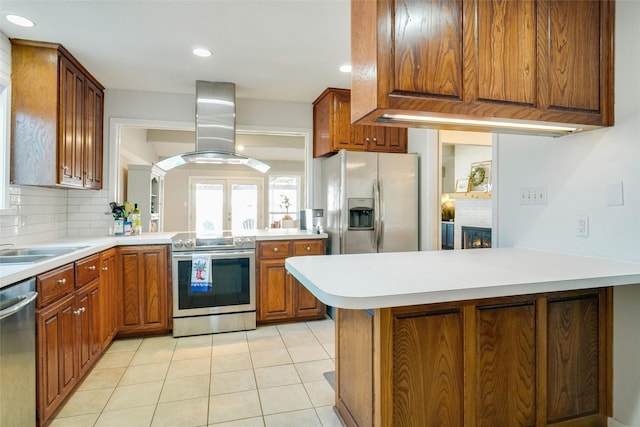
[577,215,589,237]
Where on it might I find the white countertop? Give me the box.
[253,229,327,240]
[0,229,326,289]
[285,248,640,309]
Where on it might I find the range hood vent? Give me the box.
[156,81,270,173]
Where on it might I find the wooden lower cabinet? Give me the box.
[258,258,294,321]
[257,239,326,323]
[37,293,76,424]
[116,245,171,336]
[336,288,612,427]
[36,262,103,425]
[35,246,172,425]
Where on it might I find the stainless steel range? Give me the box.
[171,232,256,337]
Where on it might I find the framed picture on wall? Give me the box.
[468,161,492,192]
[455,178,469,193]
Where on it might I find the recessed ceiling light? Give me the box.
[5,14,35,28]
[192,48,212,58]
[339,64,352,73]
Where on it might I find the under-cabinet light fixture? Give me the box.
[5,14,35,28]
[339,64,352,73]
[381,114,580,134]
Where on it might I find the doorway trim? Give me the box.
[108,118,313,207]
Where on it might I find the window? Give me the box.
[268,175,301,226]
[188,177,263,233]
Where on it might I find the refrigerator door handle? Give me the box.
[374,179,381,250]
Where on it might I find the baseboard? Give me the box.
[608,417,629,427]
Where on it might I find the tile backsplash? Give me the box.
[0,185,113,246]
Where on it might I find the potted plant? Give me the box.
[280,195,295,228]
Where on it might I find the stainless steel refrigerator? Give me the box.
[322,150,419,255]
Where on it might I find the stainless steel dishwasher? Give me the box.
[0,278,37,427]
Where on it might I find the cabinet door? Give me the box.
[37,293,77,423]
[471,0,537,107]
[59,55,84,187]
[293,280,325,319]
[331,90,357,151]
[362,126,408,153]
[313,88,365,157]
[336,308,374,427]
[291,240,326,319]
[257,259,293,321]
[100,249,117,348]
[117,245,170,335]
[539,0,612,117]
[393,0,464,101]
[83,79,103,189]
[76,280,101,378]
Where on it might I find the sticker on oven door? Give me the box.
[190,254,213,292]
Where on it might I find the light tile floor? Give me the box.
[50,319,343,427]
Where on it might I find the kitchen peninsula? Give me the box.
[286,248,640,427]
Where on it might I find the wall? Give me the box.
[0,86,317,244]
[496,2,640,425]
[408,128,440,251]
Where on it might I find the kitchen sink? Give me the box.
[0,255,52,264]
[0,246,89,264]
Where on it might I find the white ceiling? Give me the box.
[0,0,352,103]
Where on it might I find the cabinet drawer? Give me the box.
[75,254,100,287]
[37,264,75,307]
[259,241,292,258]
[293,240,325,256]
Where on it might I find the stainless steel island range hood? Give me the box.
[156,81,270,173]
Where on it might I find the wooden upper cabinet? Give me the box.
[350,0,615,136]
[313,88,366,157]
[313,88,408,157]
[11,39,104,188]
[84,79,104,189]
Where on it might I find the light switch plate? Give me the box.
[606,181,624,206]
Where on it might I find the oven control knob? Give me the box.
[174,240,183,249]
[185,239,195,248]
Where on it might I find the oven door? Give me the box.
[172,249,255,317]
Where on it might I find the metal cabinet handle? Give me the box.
[273,247,279,252]
[102,266,108,271]
[365,137,370,142]
[372,137,378,142]
[87,265,96,271]
[306,246,311,251]
[57,278,67,285]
